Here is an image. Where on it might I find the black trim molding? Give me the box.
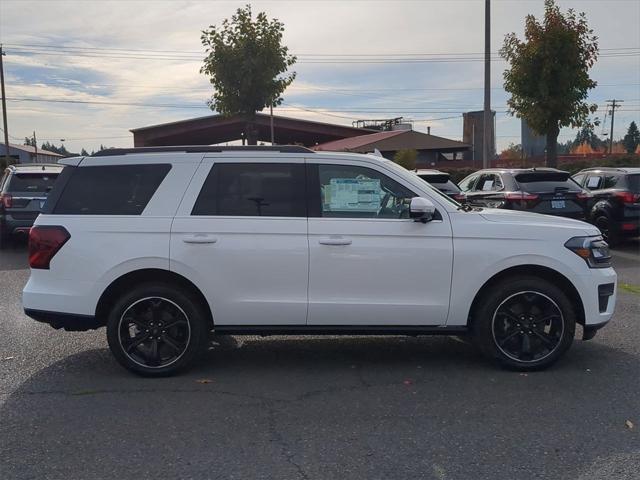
[24,309,104,331]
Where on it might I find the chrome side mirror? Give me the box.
[410,197,436,223]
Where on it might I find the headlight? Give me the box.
[565,236,612,268]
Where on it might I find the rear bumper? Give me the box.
[24,308,103,331]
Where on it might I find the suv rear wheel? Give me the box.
[472,276,576,370]
[106,283,209,376]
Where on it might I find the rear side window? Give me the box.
[53,164,171,215]
[192,163,306,217]
[628,175,640,193]
[7,173,59,193]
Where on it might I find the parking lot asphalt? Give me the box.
[0,239,638,480]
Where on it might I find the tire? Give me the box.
[471,275,576,371]
[594,213,620,247]
[106,283,209,377]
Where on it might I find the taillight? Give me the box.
[576,191,592,200]
[452,193,466,202]
[614,191,640,204]
[28,226,70,269]
[505,192,539,201]
[0,193,12,208]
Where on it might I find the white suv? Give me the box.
[23,146,617,376]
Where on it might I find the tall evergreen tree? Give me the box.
[622,121,640,154]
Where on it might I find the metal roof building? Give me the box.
[313,130,470,168]
[131,113,375,148]
[0,143,64,164]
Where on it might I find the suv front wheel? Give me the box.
[472,276,576,370]
[106,283,209,376]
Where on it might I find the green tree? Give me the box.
[500,0,599,167]
[499,143,523,160]
[622,121,640,154]
[572,120,603,150]
[24,137,35,147]
[393,149,418,170]
[80,148,89,156]
[200,4,297,145]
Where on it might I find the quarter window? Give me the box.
[312,164,415,219]
[458,174,479,192]
[192,163,306,217]
[53,164,170,215]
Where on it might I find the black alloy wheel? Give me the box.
[472,275,576,371]
[106,283,209,376]
[491,291,564,363]
[117,296,191,369]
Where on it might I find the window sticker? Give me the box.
[481,179,495,191]
[587,176,601,188]
[325,178,381,212]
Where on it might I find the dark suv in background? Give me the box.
[0,164,63,248]
[414,169,465,201]
[458,168,591,219]
[572,167,640,246]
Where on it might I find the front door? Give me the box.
[306,161,453,326]
[171,158,309,326]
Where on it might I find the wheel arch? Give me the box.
[467,265,585,327]
[95,268,214,329]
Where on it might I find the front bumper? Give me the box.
[575,267,617,338]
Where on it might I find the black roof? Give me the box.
[90,145,314,157]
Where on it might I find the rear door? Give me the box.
[170,157,309,326]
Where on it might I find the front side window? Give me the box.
[313,164,415,219]
[192,163,306,217]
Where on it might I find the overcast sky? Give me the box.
[1,0,639,153]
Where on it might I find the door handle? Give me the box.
[182,234,218,244]
[318,237,352,246]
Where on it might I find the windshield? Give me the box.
[380,158,461,207]
[7,173,59,193]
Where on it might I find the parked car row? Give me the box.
[416,166,640,246]
[0,163,64,248]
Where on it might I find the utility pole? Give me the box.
[482,0,491,168]
[606,99,623,155]
[33,131,37,162]
[0,44,10,163]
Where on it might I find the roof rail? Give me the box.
[91,145,315,157]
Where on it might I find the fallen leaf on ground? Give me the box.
[2,356,14,361]
[625,420,634,430]
[196,379,213,384]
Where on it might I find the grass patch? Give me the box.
[619,283,640,295]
